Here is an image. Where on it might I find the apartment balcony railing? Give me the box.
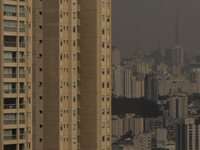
[77,129,80,135]
[4,135,17,140]
[77,5,80,11]
[19,13,25,17]
[4,11,16,16]
[77,87,81,95]
[4,27,17,32]
[19,119,25,124]
[4,42,16,47]
[19,74,25,78]
[19,58,25,63]
[77,32,81,40]
[19,89,25,93]
[4,58,16,63]
[4,89,16,94]
[4,120,16,125]
[19,0,25,2]
[19,28,25,32]
[4,74,16,78]
[19,104,25,109]
[4,104,16,109]
[19,43,25,48]
[19,135,25,139]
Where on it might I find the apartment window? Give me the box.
[73,54,76,61]
[4,20,17,32]
[4,51,16,63]
[107,82,109,88]
[102,42,105,48]
[107,16,110,22]
[19,6,25,17]
[4,129,17,140]
[107,96,110,101]
[73,12,76,19]
[73,110,76,116]
[60,26,62,32]
[39,124,42,128]
[102,2,105,8]
[102,55,105,61]
[102,95,105,101]
[102,136,105,142]
[102,15,105,21]
[4,82,16,94]
[102,28,105,34]
[19,36,25,47]
[73,26,76,32]
[107,122,110,128]
[73,124,76,130]
[73,68,76,75]
[19,67,25,78]
[73,82,76,88]
[73,96,76,102]
[73,138,76,144]
[60,12,62,18]
[107,108,110,115]
[60,0,62,4]
[102,109,105,115]
[73,0,76,5]
[4,36,17,47]
[107,42,110,48]
[4,113,17,125]
[39,26,42,29]
[19,113,25,124]
[107,29,110,35]
[73,40,76,46]
[102,68,105,74]
[102,82,105,88]
[60,125,63,130]
[107,70,110,74]
[39,138,42,142]
[102,122,105,128]
[39,96,42,100]
[107,135,110,141]
[4,5,17,16]
[19,21,25,32]
[107,3,110,9]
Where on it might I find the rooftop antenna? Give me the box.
[175,1,179,45]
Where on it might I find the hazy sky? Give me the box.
[112,0,200,58]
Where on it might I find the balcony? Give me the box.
[4,58,16,63]
[4,74,16,78]
[77,129,80,135]
[19,43,25,48]
[4,145,17,150]
[19,13,25,17]
[4,104,16,109]
[4,135,17,140]
[19,120,25,124]
[4,27,17,32]
[4,120,16,125]
[19,104,25,109]
[77,5,80,11]
[77,87,81,95]
[4,42,16,47]
[4,11,16,17]
[19,58,25,63]
[77,101,81,108]
[19,28,25,32]
[19,74,25,78]
[77,32,81,40]
[19,134,25,139]
[4,89,16,94]
[19,89,25,93]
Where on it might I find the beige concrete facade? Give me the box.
[0,0,32,150]
[1,0,111,150]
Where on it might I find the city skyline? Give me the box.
[112,0,200,58]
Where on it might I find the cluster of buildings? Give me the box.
[111,14,200,150]
[0,0,112,150]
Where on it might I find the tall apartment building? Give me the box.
[169,92,188,118]
[176,118,200,150]
[0,0,32,150]
[1,0,112,150]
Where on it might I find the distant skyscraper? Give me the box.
[189,68,200,93]
[169,92,188,118]
[144,74,158,101]
[124,67,132,98]
[112,46,121,66]
[176,118,200,150]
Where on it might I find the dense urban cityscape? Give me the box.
[0,0,200,150]
[111,11,200,150]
